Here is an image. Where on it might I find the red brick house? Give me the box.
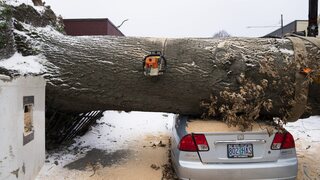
[63,18,124,36]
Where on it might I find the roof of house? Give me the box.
[63,18,124,36]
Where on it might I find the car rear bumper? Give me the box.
[172,156,298,180]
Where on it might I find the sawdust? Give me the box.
[295,140,320,180]
[37,134,174,180]
[186,119,275,133]
[88,135,172,180]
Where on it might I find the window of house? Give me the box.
[24,104,33,135]
[23,96,34,145]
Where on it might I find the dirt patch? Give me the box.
[162,163,178,180]
[161,139,178,180]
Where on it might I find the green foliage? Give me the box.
[2,6,12,19]
[55,15,65,34]
[55,25,65,34]
[0,21,7,48]
[0,2,12,49]
[0,3,13,20]
[0,21,7,29]
[0,35,6,49]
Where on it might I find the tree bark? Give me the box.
[41,35,320,120]
[32,0,43,6]
[41,36,295,114]
[1,4,320,124]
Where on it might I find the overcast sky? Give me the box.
[43,0,317,38]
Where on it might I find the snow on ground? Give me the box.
[37,112,320,179]
[36,111,175,180]
[75,111,174,151]
[0,52,46,74]
[285,116,320,179]
[285,116,320,144]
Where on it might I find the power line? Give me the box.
[247,14,283,30]
[246,26,280,28]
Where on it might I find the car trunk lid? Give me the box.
[186,119,280,163]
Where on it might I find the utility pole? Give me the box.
[246,15,283,38]
[281,14,284,37]
[307,0,318,37]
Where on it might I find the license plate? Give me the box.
[227,144,253,158]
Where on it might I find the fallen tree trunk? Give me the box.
[1,3,320,128]
[42,36,320,118]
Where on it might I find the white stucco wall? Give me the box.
[0,76,46,180]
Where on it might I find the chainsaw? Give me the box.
[143,51,167,76]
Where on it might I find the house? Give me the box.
[63,18,124,36]
[0,76,45,180]
[265,20,319,38]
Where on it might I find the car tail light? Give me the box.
[193,134,209,151]
[179,134,197,151]
[178,134,209,152]
[271,132,295,150]
[281,132,295,149]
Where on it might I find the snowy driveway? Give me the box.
[36,111,176,180]
[36,112,320,180]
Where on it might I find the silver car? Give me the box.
[171,116,298,180]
